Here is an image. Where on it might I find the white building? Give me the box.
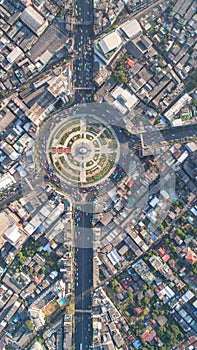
[7,47,23,64]
[185,142,197,153]
[0,173,16,190]
[4,225,23,247]
[107,249,122,266]
[171,118,182,127]
[119,19,142,39]
[111,86,139,114]
[98,31,122,55]
[149,196,159,208]
[177,150,189,163]
[164,93,192,122]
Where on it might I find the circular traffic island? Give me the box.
[47,115,119,187]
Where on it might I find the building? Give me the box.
[4,225,26,247]
[29,306,45,330]
[110,86,139,114]
[0,108,15,133]
[119,19,142,39]
[125,58,135,67]
[20,6,48,36]
[125,36,152,59]
[0,173,16,191]
[0,211,20,248]
[98,31,122,55]
[171,118,183,127]
[28,23,67,63]
[30,342,44,350]
[185,142,197,153]
[107,249,122,266]
[7,47,23,64]
[164,93,192,122]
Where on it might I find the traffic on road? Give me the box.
[74,206,93,350]
[74,0,94,104]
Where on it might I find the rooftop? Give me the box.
[120,19,142,39]
[99,31,122,55]
[20,6,46,34]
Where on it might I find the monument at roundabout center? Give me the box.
[46,115,120,187]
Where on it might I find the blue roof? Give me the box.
[133,340,141,349]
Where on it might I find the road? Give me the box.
[74,0,94,103]
[143,124,197,145]
[2,121,197,213]
[74,204,93,350]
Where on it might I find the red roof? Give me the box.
[162,254,170,262]
[127,179,134,188]
[173,150,181,159]
[134,307,142,315]
[125,58,135,67]
[186,252,197,265]
[157,247,165,257]
[8,205,15,212]
[141,330,156,342]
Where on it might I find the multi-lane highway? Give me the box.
[141,124,197,146]
[74,205,93,350]
[73,1,94,345]
[74,0,94,104]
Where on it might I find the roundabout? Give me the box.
[46,115,120,187]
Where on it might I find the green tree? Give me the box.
[158,224,164,233]
[114,70,127,84]
[25,319,34,331]
[191,99,197,107]
[18,251,26,265]
[180,216,187,225]
[143,297,150,307]
[110,279,118,292]
[38,337,44,344]
[127,290,134,301]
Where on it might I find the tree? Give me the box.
[17,251,26,265]
[143,297,150,307]
[142,284,148,292]
[142,308,149,317]
[158,224,164,233]
[127,291,134,301]
[110,279,118,292]
[40,267,46,274]
[180,216,187,225]
[191,262,197,275]
[191,99,197,107]
[171,245,176,253]
[175,228,186,238]
[114,70,127,84]
[25,319,34,331]
[38,337,44,344]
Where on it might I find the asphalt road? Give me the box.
[143,124,197,145]
[74,205,93,350]
[74,0,94,103]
